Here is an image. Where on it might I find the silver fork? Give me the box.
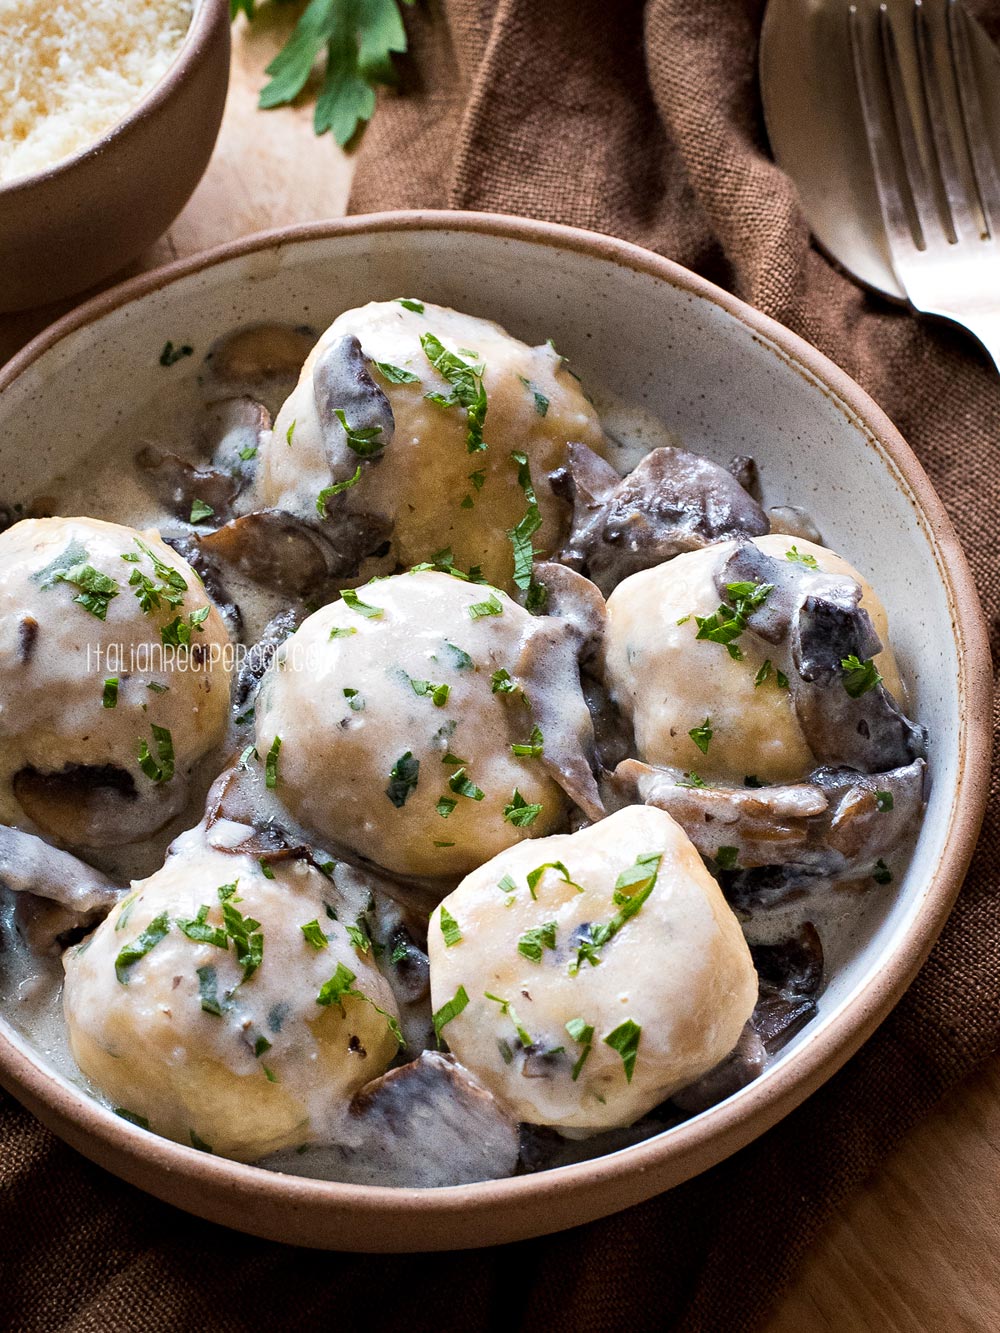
[848,0,1000,369]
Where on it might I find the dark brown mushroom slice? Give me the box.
[583,674,636,774]
[554,440,769,595]
[162,534,242,640]
[198,508,392,600]
[530,561,606,666]
[727,454,762,499]
[514,616,604,823]
[233,606,302,710]
[0,825,123,954]
[718,541,927,772]
[137,446,242,520]
[811,759,925,867]
[671,1023,767,1114]
[12,764,187,848]
[518,1114,676,1174]
[749,923,824,1053]
[333,1052,519,1188]
[202,323,316,403]
[313,334,394,472]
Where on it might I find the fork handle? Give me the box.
[952,312,1000,375]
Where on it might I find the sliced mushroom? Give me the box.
[162,535,242,640]
[233,607,302,710]
[584,673,636,774]
[12,764,187,848]
[313,334,395,473]
[749,923,824,1053]
[137,447,243,522]
[198,508,392,600]
[671,1023,766,1114]
[514,616,604,822]
[202,323,316,403]
[553,441,769,595]
[768,505,823,544]
[531,561,606,667]
[718,542,927,772]
[0,825,122,954]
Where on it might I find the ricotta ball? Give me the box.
[603,534,904,784]
[427,804,757,1132]
[0,517,231,845]
[258,300,607,589]
[254,570,570,878]
[63,835,401,1161]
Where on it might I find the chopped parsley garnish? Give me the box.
[317,465,362,514]
[754,659,773,687]
[396,298,425,314]
[341,587,383,619]
[841,654,882,698]
[373,360,420,383]
[484,992,533,1049]
[786,544,819,569]
[177,905,228,949]
[715,846,739,870]
[491,668,516,694]
[102,677,119,709]
[688,717,713,754]
[286,419,296,446]
[263,1066,278,1082]
[517,921,557,962]
[115,894,138,931]
[239,743,257,769]
[439,906,462,947]
[441,640,473,670]
[217,881,239,902]
[569,852,662,974]
[137,724,175,783]
[114,1108,150,1129]
[197,965,229,1016]
[159,341,192,367]
[436,796,457,818]
[503,789,542,827]
[467,592,503,619]
[432,984,469,1046]
[676,614,691,626]
[508,450,547,609]
[239,444,258,461]
[147,681,169,694]
[410,677,450,707]
[875,790,894,812]
[330,625,357,639]
[129,538,188,611]
[694,580,772,661]
[259,861,276,881]
[264,735,282,789]
[448,768,484,801]
[511,724,544,758]
[386,752,419,807]
[334,407,384,457]
[603,1019,641,1082]
[300,919,329,950]
[343,687,365,711]
[420,332,488,453]
[221,901,264,983]
[114,912,170,984]
[873,858,893,885]
[518,375,549,416]
[776,668,790,689]
[390,939,409,965]
[469,469,486,491]
[434,840,455,848]
[526,861,582,896]
[34,540,88,590]
[565,1018,594,1081]
[159,606,210,649]
[677,772,707,789]
[497,873,517,898]
[460,495,474,510]
[53,562,119,620]
[190,498,215,524]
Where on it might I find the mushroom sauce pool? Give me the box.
[0,301,928,1186]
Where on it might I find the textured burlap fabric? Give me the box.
[3,2,999,1329]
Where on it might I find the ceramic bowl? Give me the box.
[0,0,230,314]
[0,213,990,1250]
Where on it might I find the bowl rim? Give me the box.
[0,0,227,198]
[0,210,992,1233]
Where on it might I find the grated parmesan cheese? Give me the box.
[0,0,194,184]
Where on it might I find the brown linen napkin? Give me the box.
[2,3,998,1330]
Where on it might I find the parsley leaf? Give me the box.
[484,992,533,1049]
[517,921,557,962]
[54,562,119,620]
[102,677,119,709]
[432,984,469,1046]
[785,544,819,569]
[565,1018,594,1081]
[114,912,170,984]
[875,790,894,812]
[439,906,462,947]
[841,654,882,698]
[317,465,362,514]
[386,751,419,807]
[137,725,175,784]
[448,768,484,801]
[396,298,424,313]
[467,592,503,619]
[190,498,215,524]
[603,1018,642,1082]
[420,332,488,453]
[526,861,581,896]
[341,587,383,618]
[373,360,419,384]
[264,735,282,789]
[503,789,542,827]
[511,724,544,758]
[301,919,329,950]
[334,407,384,457]
[688,717,713,754]
[177,905,228,949]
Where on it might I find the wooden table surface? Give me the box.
[4,17,998,1331]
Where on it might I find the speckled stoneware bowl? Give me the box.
[0,213,990,1250]
[0,0,230,314]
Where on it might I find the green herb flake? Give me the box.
[875,790,894,813]
[263,1065,278,1083]
[526,861,582,897]
[300,919,329,950]
[190,498,215,524]
[603,1018,642,1082]
[114,912,171,984]
[569,852,662,975]
[439,906,463,947]
[264,735,282,789]
[677,772,707,789]
[786,544,819,569]
[497,873,517,898]
[694,581,773,661]
[189,1129,213,1153]
[341,587,383,619]
[442,640,473,670]
[565,1018,595,1081]
[491,668,516,694]
[317,465,362,514]
[330,625,358,639]
[53,562,119,620]
[776,669,790,689]
[436,796,457,819]
[396,299,425,314]
[448,768,484,801]
[345,922,371,954]
[177,904,228,949]
[373,360,420,384]
[137,725,175,784]
[841,654,882,698]
[221,901,264,983]
[484,992,533,1049]
[102,677,119,709]
[197,964,228,1016]
[432,984,469,1046]
[410,677,450,707]
[688,717,713,754]
[259,860,276,881]
[420,332,488,453]
[115,894,138,932]
[517,921,557,963]
[511,724,544,758]
[518,375,549,417]
[286,419,296,446]
[469,469,486,491]
[334,407,384,458]
[343,687,365,712]
[503,789,542,827]
[386,751,419,807]
[715,846,739,871]
[754,659,773,688]
[467,592,503,619]
[873,858,893,885]
[160,341,192,367]
[239,444,258,461]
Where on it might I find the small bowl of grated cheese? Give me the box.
[0,0,229,313]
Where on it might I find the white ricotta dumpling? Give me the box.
[63,835,401,1161]
[258,300,607,589]
[428,805,756,1132]
[254,570,569,878]
[604,535,904,784]
[0,517,231,845]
